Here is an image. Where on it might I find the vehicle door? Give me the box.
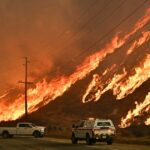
[76,121,85,138]
[17,124,33,135]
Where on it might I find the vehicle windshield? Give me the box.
[97,122,111,126]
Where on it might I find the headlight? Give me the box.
[108,129,112,133]
[40,128,44,132]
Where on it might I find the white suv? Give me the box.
[71,118,116,145]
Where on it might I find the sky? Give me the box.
[0,0,149,94]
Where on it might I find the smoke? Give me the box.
[0,0,75,93]
[0,0,149,92]
[0,0,150,123]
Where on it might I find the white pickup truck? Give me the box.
[71,118,116,145]
[0,122,46,138]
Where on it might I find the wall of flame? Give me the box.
[0,3,150,128]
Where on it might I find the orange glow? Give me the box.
[113,54,150,99]
[81,64,120,103]
[82,68,127,103]
[82,54,150,103]
[0,7,150,122]
[120,92,150,128]
[127,31,150,55]
[0,92,9,100]
[82,74,101,103]
[145,118,150,125]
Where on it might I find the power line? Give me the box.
[49,0,148,75]
[82,0,127,39]
[57,0,148,71]
[56,0,99,40]
[64,0,113,41]
[49,22,149,77]
[60,0,126,56]
[73,0,148,58]
[52,0,112,52]
[58,0,113,52]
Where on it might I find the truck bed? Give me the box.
[0,127,17,135]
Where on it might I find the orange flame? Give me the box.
[120,92,150,128]
[113,54,150,99]
[82,68,127,103]
[127,31,150,55]
[0,92,9,100]
[0,7,150,122]
[82,74,102,103]
[82,54,150,102]
[145,118,150,125]
[82,64,117,103]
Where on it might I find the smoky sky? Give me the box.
[0,0,149,94]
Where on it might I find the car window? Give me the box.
[31,123,36,127]
[84,121,93,127]
[78,121,85,127]
[97,122,111,126]
[19,124,30,127]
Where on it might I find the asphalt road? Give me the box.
[0,137,149,150]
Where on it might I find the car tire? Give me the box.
[33,131,40,138]
[107,139,113,145]
[2,131,10,139]
[86,134,92,145]
[92,139,96,144]
[71,133,78,144]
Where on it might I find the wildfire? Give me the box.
[82,74,102,103]
[126,31,150,55]
[120,92,150,128]
[0,92,9,100]
[82,68,127,103]
[113,54,150,99]
[145,118,150,125]
[82,64,117,103]
[82,53,150,102]
[0,7,150,122]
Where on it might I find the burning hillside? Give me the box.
[0,1,150,128]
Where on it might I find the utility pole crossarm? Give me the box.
[18,81,33,84]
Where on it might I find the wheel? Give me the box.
[71,133,78,144]
[92,139,96,144]
[33,131,40,138]
[2,131,10,139]
[86,134,92,145]
[107,139,113,145]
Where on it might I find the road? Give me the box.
[0,137,149,150]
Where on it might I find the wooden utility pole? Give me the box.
[19,57,32,119]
